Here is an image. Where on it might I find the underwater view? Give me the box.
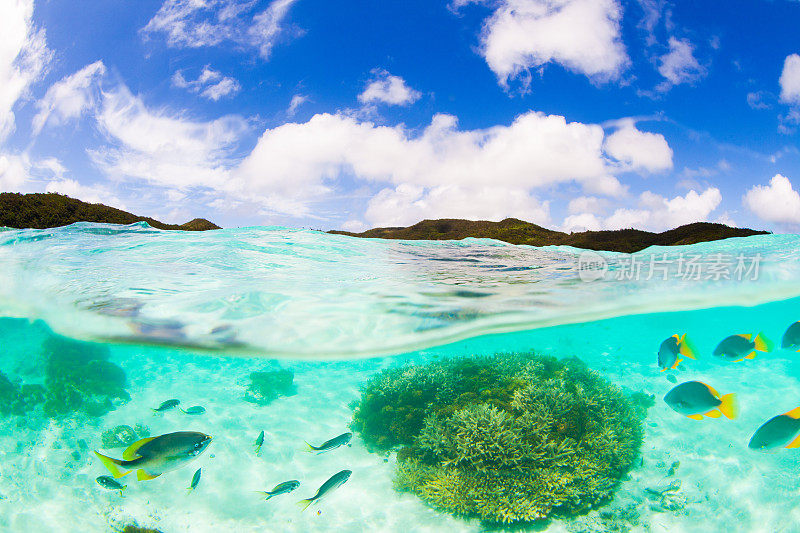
[1,223,800,532]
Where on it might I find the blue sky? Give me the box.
[1,0,800,232]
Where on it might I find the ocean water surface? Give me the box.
[1,223,799,532]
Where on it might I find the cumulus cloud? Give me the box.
[565,188,722,232]
[477,0,628,89]
[32,60,106,134]
[656,37,705,91]
[743,174,800,226]
[364,184,550,227]
[45,178,126,210]
[603,119,673,173]
[0,0,51,142]
[143,0,299,59]
[90,85,248,190]
[779,54,800,104]
[358,71,421,106]
[172,66,240,101]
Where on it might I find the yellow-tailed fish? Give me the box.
[297,470,351,511]
[781,322,800,351]
[94,431,212,481]
[663,381,738,420]
[257,480,300,501]
[304,432,352,453]
[749,407,800,451]
[657,334,697,371]
[712,333,773,362]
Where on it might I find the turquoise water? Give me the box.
[1,223,800,531]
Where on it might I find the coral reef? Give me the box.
[243,369,296,405]
[352,353,648,524]
[101,424,151,448]
[41,335,129,417]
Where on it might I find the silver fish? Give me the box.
[152,399,180,412]
[305,432,352,454]
[258,480,300,501]
[95,475,126,493]
[188,468,202,491]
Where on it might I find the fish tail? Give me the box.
[254,491,273,500]
[678,334,697,360]
[297,498,314,511]
[93,451,130,479]
[718,393,739,420]
[754,332,774,353]
[303,441,316,452]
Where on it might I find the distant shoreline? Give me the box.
[0,193,219,231]
[329,218,770,253]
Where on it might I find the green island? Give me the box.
[351,353,652,524]
[0,192,219,231]
[330,217,768,253]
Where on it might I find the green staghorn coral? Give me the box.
[353,353,648,524]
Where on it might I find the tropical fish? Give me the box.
[180,406,206,415]
[188,468,201,492]
[663,381,738,420]
[152,399,180,412]
[657,334,697,371]
[94,431,212,481]
[297,470,351,511]
[257,480,300,500]
[712,333,773,362]
[255,430,265,455]
[748,407,800,451]
[304,432,352,453]
[781,322,800,351]
[95,476,126,493]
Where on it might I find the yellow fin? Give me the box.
[739,333,752,341]
[754,333,774,352]
[786,433,800,449]
[137,469,161,481]
[94,451,130,479]
[297,498,314,511]
[718,393,738,420]
[783,406,800,419]
[123,437,155,461]
[670,357,682,370]
[687,414,704,421]
[704,409,722,418]
[744,351,757,360]
[699,381,720,398]
[678,334,697,360]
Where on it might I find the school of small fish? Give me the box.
[659,321,800,451]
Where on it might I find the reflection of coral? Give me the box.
[243,369,296,405]
[354,353,648,524]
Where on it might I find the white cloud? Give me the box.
[567,196,607,214]
[358,71,421,106]
[0,153,32,191]
[779,54,800,104]
[32,60,106,134]
[478,0,628,89]
[747,91,770,110]
[143,0,299,60]
[743,174,800,226]
[657,37,705,90]
[340,219,367,232]
[90,85,248,190]
[172,66,240,101]
[603,119,673,173]
[0,0,51,142]
[567,188,722,231]
[287,94,308,116]
[364,184,550,228]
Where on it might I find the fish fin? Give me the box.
[670,357,682,370]
[93,451,130,479]
[744,351,756,360]
[786,434,800,449]
[254,491,273,500]
[704,409,722,418]
[297,498,314,511]
[698,381,720,397]
[754,333,774,352]
[738,333,752,341]
[687,414,704,421]
[718,393,739,420]
[678,335,697,360]
[659,368,667,373]
[123,437,155,461]
[783,406,800,419]
[137,470,161,481]
[303,441,317,452]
